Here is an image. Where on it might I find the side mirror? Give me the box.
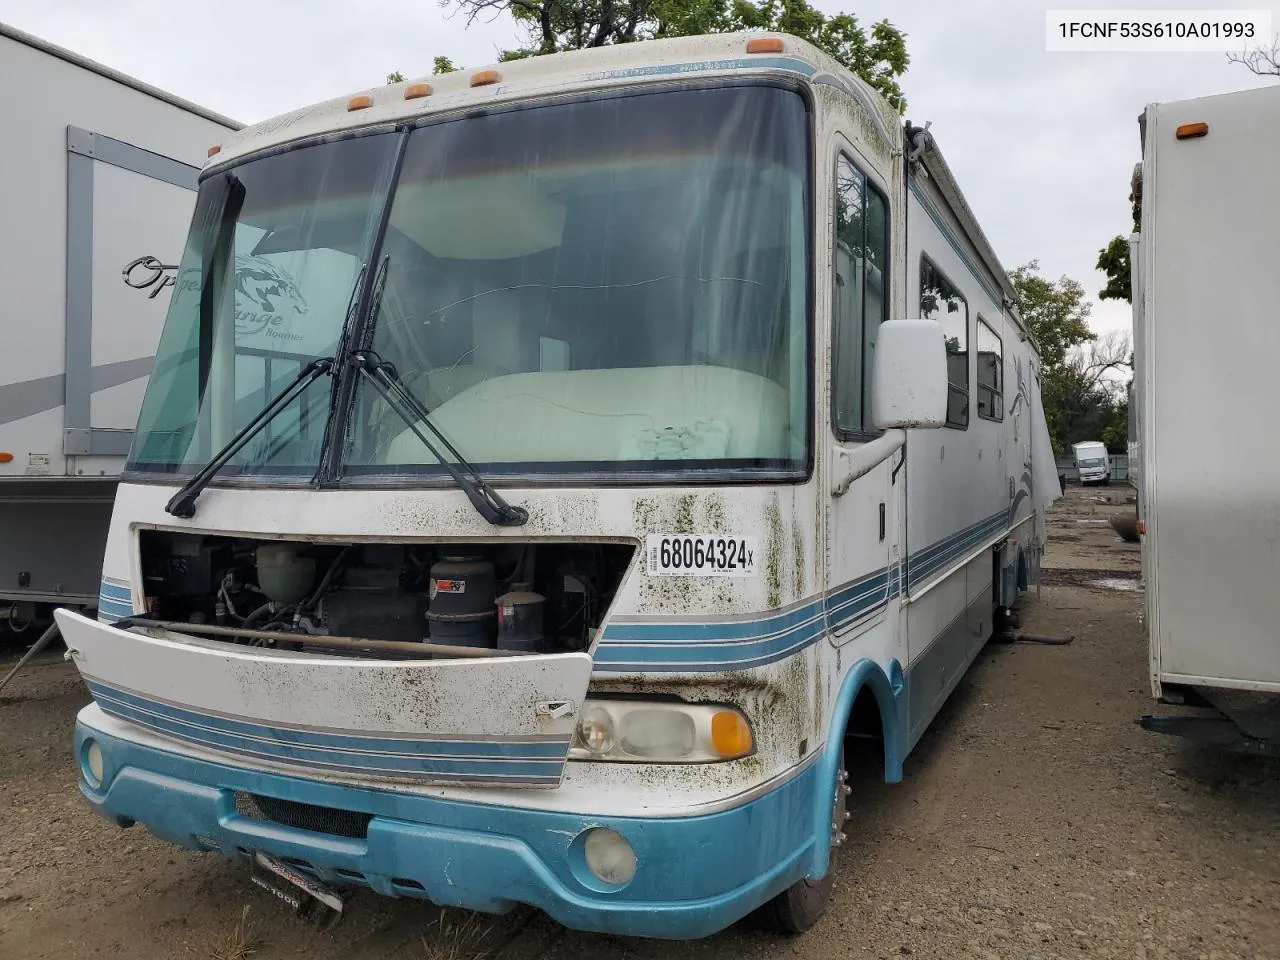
[872,318,949,430]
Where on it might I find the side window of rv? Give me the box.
[920,257,968,428]
[976,316,1003,421]
[832,152,890,438]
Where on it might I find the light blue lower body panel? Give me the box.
[906,592,993,753]
[75,710,820,940]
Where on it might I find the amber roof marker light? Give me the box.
[404,83,432,100]
[470,70,500,87]
[1176,122,1208,140]
[746,37,784,54]
[347,95,373,112]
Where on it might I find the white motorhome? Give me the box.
[1071,440,1110,485]
[1131,84,1280,752]
[54,34,1060,938]
[0,22,240,634]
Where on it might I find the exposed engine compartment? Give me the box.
[136,532,634,658]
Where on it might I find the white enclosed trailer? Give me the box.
[0,23,240,628]
[1131,83,1280,751]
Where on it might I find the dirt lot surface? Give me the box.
[3,485,1280,960]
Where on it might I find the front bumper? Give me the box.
[75,706,820,940]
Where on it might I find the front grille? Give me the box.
[233,791,373,840]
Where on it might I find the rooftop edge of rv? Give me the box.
[0,20,242,131]
[199,30,1034,348]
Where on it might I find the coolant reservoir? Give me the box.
[255,544,316,604]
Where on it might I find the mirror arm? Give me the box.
[832,429,906,497]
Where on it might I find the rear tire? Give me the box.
[752,752,848,934]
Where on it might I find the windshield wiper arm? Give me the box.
[165,358,334,518]
[351,350,528,527]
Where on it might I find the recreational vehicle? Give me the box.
[0,22,240,634]
[1131,84,1280,753]
[54,33,1060,938]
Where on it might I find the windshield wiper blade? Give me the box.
[165,358,334,518]
[351,350,528,527]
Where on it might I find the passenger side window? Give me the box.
[976,316,1003,421]
[832,153,890,438]
[920,256,968,429]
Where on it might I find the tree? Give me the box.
[1096,236,1131,303]
[1040,332,1132,456]
[1008,260,1094,371]
[1096,163,1141,303]
[1009,260,1126,456]
[1227,33,1280,76]
[386,58,462,85]
[445,0,910,109]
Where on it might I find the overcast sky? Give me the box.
[4,0,1275,338]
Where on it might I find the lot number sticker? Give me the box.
[645,535,757,577]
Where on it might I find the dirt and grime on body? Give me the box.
[3,484,1280,959]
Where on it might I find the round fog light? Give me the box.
[83,739,104,787]
[583,827,636,886]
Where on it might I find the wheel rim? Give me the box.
[803,760,849,888]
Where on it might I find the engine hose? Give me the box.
[244,602,276,628]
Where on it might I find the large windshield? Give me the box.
[127,85,811,482]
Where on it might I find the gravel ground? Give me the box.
[2,485,1279,960]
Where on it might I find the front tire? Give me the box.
[753,753,848,934]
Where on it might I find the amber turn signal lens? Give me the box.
[710,711,753,758]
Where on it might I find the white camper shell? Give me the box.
[1131,83,1280,752]
[0,22,239,625]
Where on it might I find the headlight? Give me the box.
[569,699,754,762]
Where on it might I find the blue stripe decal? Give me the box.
[99,580,132,602]
[594,571,894,673]
[85,681,568,785]
[99,578,134,623]
[596,509,1010,673]
[600,566,889,644]
[909,178,1004,308]
[905,510,1009,589]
